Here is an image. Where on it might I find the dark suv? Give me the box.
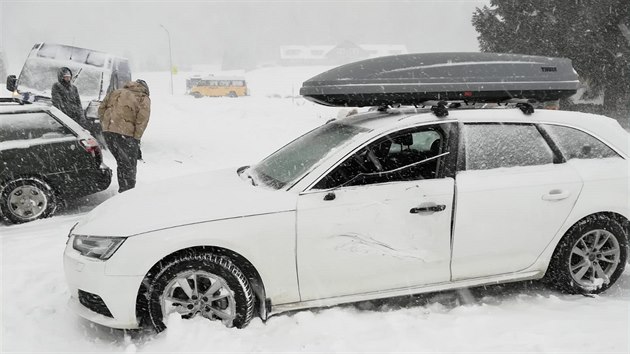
[0,98,111,224]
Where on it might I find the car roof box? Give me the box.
[300,52,579,107]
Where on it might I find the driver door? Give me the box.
[296,122,458,301]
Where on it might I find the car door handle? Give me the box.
[542,189,571,201]
[410,204,446,213]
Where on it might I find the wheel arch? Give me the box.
[135,245,269,327]
[0,173,55,190]
[533,210,629,275]
[567,211,629,242]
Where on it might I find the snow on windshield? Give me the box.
[252,122,369,189]
[18,58,104,99]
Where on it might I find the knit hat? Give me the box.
[135,79,150,96]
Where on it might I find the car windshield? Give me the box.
[251,122,370,189]
[18,59,104,99]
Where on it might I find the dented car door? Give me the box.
[296,122,457,301]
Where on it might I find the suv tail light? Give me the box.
[79,138,103,162]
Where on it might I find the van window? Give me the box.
[86,52,107,67]
[115,59,131,82]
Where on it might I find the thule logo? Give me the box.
[541,66,557,72]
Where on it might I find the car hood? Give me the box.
[73,168,297,237]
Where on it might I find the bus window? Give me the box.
[189,76,248,97]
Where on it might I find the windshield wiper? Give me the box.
[238,166,257,186]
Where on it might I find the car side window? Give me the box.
[542,124,620,160]
[463,123,553,171]
[0,112,74,142]
[313,123,452,189]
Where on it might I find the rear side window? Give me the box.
[0,112,74,142]
[542,124,620,160]
[463,123,554,170]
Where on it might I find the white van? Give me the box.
[5,42,132,143]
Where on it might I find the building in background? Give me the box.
[279,40,408,66]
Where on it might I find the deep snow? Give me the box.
[1,67,629,353]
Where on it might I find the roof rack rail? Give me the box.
[0,97,31,105]
[373,98,538,117]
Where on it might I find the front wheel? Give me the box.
[546,214,628,294]
[144,252,255,332]
[0,178,57,224]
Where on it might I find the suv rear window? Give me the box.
[463,123,554,170]
[0,112,75,142]
[542,124,620,160]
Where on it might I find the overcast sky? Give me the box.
[1,0,489,73]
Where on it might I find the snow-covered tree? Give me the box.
[472,0,630,126]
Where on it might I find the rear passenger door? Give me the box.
[0,111,79,180]
[451,123,583,280]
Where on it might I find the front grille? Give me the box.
[78,289,113,318]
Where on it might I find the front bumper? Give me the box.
[63,238,144,329]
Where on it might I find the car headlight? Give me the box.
[72,235,126,260]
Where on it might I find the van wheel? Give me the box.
[228,91,238,98]
[144,252,255,332]
[545,214,628,294]
[0,178,57,224]
[192,92,203,98]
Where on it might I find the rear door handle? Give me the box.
[410,204,446,214]
[542,189,571,201]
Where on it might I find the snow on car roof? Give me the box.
[0,103,48,114]
[0,103,94,140]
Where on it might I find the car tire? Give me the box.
[0,177,57,224]
[546,214,628,294]
[144,252,255,332]
[228,91,237,98]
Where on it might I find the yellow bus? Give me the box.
[190,75,248,98]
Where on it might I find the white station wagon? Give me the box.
[64,53,629,332]
[64,106,629,331]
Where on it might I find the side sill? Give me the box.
[269,270,544,316]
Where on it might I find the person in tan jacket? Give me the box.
[98,79,151,192]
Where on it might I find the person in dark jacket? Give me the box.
[98,79,151,193]
[51,67,87,127]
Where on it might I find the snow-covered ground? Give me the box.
[1,67,629,353]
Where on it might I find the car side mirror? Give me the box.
[6,75,17,92]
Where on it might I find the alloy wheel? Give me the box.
[160,270,237,326]
[569,229,621,288]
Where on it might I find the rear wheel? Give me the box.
[228,91,238,98]
[0,178,57,224]
[546,214,627,294]
[144,252,255,332]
